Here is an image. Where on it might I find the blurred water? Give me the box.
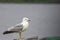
[0,4,60,40]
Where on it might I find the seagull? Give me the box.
[3,17,31,40]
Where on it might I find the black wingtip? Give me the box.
[3,31,17,35]
[3,31,8,35]
[3,33,5,35]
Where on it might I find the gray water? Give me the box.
[0,4,60,40]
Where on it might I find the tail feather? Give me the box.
[3,31,17,35]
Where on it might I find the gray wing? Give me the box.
[14,24,23,31]
[3,24,23,35]
[9,24,23,31]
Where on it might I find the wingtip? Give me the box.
[3,31,17,35]
[3,31,7,35]
[3,33,5,35]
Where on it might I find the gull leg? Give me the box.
[19,32,24,40]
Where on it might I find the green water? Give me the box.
[47,37,60,40]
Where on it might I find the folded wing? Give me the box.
[3,24,23,35]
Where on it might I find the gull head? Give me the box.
[22,17,31,22]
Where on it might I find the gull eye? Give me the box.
[25,19,27,20]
